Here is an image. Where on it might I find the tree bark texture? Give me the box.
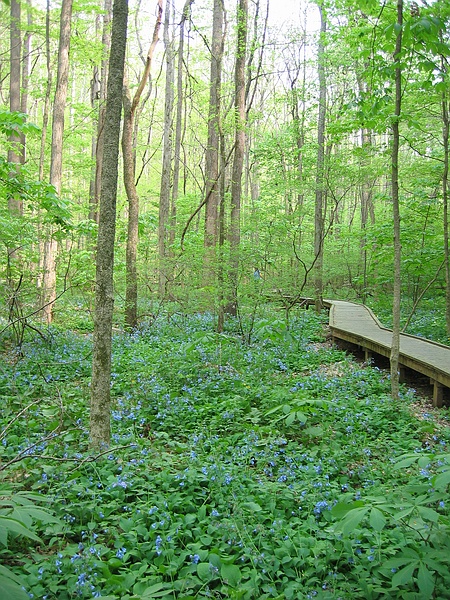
[90,0,113,223]
[8,0,22,216]
[442,88,450,335]
[204,0,224,261]
[314,4,326,312]
[227,0,248,316]
[42,0,73,324]
[390,0,403,400]
[90,0,128,450]
[38,0,53,183]
[158,0,175,298]
[171,0,194,250]
[123,0,162,329]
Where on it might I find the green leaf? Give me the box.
[334,506,370,536]
[417,562,435,599]
[141,582,172,598]
[295,411,307,424]
[286,412,296,426]
[331,501,365,519]
[242,502,262,512]
[0,575,29,600]
[197,563,212,582]
[392,561,418,588]
[369,507,386,532]
[433,470,450,490]
[416,506,440,523]
[0,516,42,547]
[392,506,414,521]
[221,564,242,587]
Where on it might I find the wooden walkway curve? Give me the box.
[326,300,450,407]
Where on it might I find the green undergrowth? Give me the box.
[1,310,449,599]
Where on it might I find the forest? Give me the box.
[1,0,450,598]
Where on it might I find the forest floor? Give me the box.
[1,309,449,599]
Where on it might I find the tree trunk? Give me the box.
[442,78,450,335]
[203,0,224,281]
[90,0,129,450]
[171,0,194,251]
[20,0,32,167]
[41,0,73,325]
[8,0,22,217]
[88,14,102,222]
[227,0,248,316]
[90,0,113,224]
[314,4,326,312]
[123,1,162,329]
[390,0,403,400]
[158,0,175,298]
[38,0,52,183]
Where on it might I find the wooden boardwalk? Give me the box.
[328,300,450,407]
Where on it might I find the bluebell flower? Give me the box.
[155,535,163,555]
[116,547,126,559]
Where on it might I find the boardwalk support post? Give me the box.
[432,381,444,408]
[399,366,407,383]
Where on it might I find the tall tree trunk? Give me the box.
[123,1,162,329]
[203,0,224,281]
[90,0,129,450]
[359,127,375,302]
[227,0,248,316]
[38,0,53,183]
[171,0,193,247]
[390,0,403,400]
[217,131,226,332]
[314,4,326,312]
[20,0,32,166]
[41,0,73,324]
[158,0,175,298]
[442,74,450,335]
[89,14,102,222]
[7,0,23,324]
[8,0,22,217]
[90,0,113,224]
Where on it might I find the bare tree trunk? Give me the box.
[171,0,193,246]
[89,14,102,221]
[90,0,129,450]
[90,0,113,224]
[122,1,162,329]
[158,0,175,298]
[41,0,73,325]
[6,0,23,324]
[203,0,224,281]
[38,0,53,183]
[217,131,226,332]
[20,0,32,166]
[8,0,22,217]
[227,0,248,316]
[390,0,403,400]
[314,4,326,312]
[442,73,450,335]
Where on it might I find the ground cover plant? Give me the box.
[1,309,450,599]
